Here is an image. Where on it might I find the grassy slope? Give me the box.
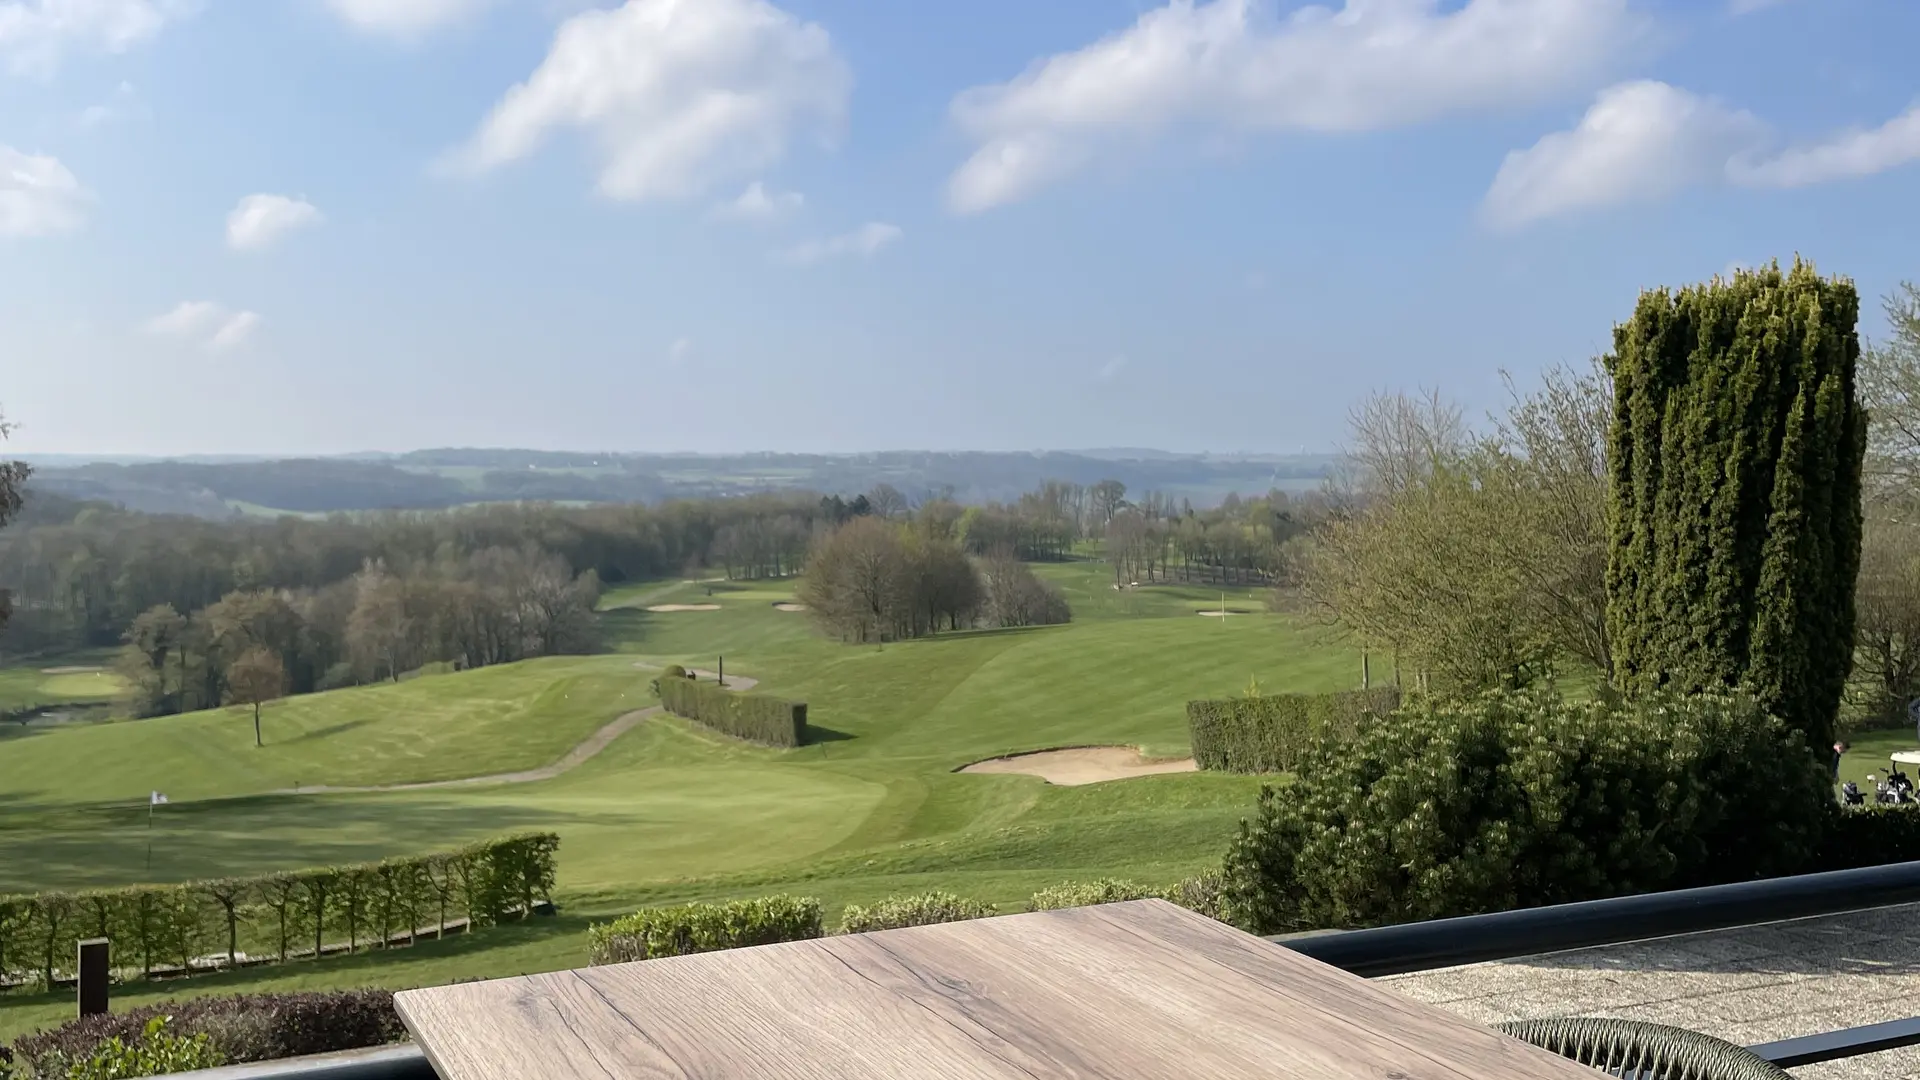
[0,566,1355,1039]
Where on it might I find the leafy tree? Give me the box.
[225,646,287,748]
[1605,259,1867,750]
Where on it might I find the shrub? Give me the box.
[837,892,997,935]
[587,895,822,965]
[1186,688,1400,774]
[62,1016,225,1080]
[1160,871,1230,922]
[1221,688,1831,934]
[1817,803,1920,871]
[1029,879,1156,911]
[5,990,405,1078]
[656,677,807,748]
[659,664,687,679]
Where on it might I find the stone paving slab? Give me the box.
[1378,903,1920,1079]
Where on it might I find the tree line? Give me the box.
[116,545,601,721]
[798,516,1072,643]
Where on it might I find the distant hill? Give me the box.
[17,449,1337,519]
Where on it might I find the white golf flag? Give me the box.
[150,791,168,806]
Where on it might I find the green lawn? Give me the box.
[0,649,125,712]
[0,576,1351,1040]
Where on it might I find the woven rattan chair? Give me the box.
[1498,1018,1794,1080]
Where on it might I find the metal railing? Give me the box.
[148,860,1920,1078]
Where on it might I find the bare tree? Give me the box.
[1344,387,1472,498]
[0,408,26,637]
[1861,282,1920,492]
[1855,510,1920,725]
[226,645,288,747]
[867,483,909,521]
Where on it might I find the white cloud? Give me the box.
[226,193,323,251]
[667,336,693,365]
[448,0,850,203]
[144,301,260,351]
[1099,355,1129,381]
[1730,103,1920,189]
[0,144,86,236]
[1728,0,1789,14]
[945,0,1646,213]
[713,180,802,222]
[775,221,901,266]
[1481,81,1763,229]
[78,80,145,128]
[0,0,195,76]
[1485,83,1920,227]
[326,0,494,37]
[207,310,260,351]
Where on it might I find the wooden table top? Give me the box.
[395,899,1605,1080]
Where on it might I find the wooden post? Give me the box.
[718,655,724,688]
[77,938,109,1018]
[1361,645,1371,690]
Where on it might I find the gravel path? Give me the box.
[269,664,757,796]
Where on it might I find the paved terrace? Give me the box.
[1379,902,1920,1080]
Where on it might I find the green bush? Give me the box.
[1221,689,1831,934]
[657,677,807,747]
[1029,879,1156,911]
[1817,803,1920,870]
[1159,872,1230,922]
[0,833,558,992]
[61,1016,225,1080]
[659,664,687,679]
[1186,688,1400,774]
[587,895,822,965]
[6,990,404,1079]
[837,892,997,935]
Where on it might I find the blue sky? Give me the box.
[1,0,1917,457]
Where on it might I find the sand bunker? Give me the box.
[39,666,104,675]
[774,603,807,612]
[960,746,1198,786]
[646,604,722,613]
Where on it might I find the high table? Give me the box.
[394,899,1606,1079]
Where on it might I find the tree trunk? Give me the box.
[253,702,262,747]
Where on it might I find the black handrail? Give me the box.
[1272,858,1920,977]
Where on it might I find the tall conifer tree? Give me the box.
[1605,258,1866,750]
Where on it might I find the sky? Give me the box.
[1,0,1917,458]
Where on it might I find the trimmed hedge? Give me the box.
[589,878,1224,966]
[1818,803,1920,871]
[0,833,558,992]
[1029,879,1157,911]
[5,989,407,1079]
[837,892,996,935]
[587,895,822,965]
[655,676,807,748]
[1186,688,1400,774]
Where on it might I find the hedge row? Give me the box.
[0,832,558,992]
[587,895,822,964]
[587,874,1227,965]
[1186,688,1401,773]
[3,988,407,1079]
[655,675,808,748]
